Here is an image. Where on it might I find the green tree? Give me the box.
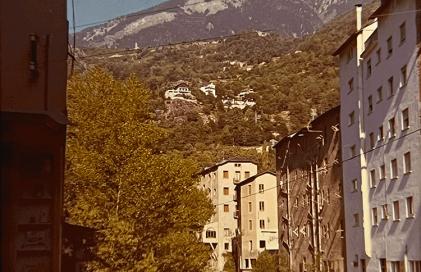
[223,253,235,272]
[253,251,278,272]
[65,69,214,271]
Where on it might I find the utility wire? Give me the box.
[213,127,421,207]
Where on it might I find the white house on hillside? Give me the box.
[164,81,194,100]
[200,83,217,97]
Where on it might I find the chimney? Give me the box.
[356,4,362,31]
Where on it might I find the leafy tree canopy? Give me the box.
[66,69,214,271]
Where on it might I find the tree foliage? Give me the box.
[65,69,214,271]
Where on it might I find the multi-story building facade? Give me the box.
[198,160,258,272]
[275,106,345,272]
[1,0,67,270]
[334,1,421,271]
[233,172,279,271]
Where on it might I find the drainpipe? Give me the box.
[286,165,293,271]
[355,3,372,259]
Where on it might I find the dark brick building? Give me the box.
[274,106,345,272]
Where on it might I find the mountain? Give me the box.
[76,0,368,49]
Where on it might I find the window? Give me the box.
[361,259,367,272]
[402,108,409,130]
[234,171,241,181]
[350,145,357,158]
[244,171,250,178]
[224,243,229,250]
[404,152,411,173]
[378,125,384,141]
[367,59,372,78]
[380,164,386,180]
[368,95,373,113]
[223,171,229,179]
[376,48,381,65]
[245,259,250,268]
[369,132,375,149]
[258,184,264,193]
[224,228,231,237]
[389,118,396,138]
[391,159,398,179]
[206,230,216,238]
[400,65,407,87]
[387,36,393,56]
[249,220,253,230]
[352,179,358,192]
[377,87,383,102]
[234,163,241,167]
[224,187,229,195]
[248,185,252,195]
[370,169,376,188]
[372,207,378,225]
[349,111,355,125]
[393,200,400,220]
[381,204,389,220]
[400,22,406,43]
[248,202,252,212]
[249,240,253,251]
[409,261,421,272]
[380,259,387,272]
[224,204,229,212]
[406,196,414,217]
[353,213,360,227]
[259,201,265,211]
[259,240,266,248]
[388,76,394,96]
[391,261,402,272]
[259,219,265,229]
[348,78,354,93]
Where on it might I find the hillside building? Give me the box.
[233,172,279,271]
[164,81,195,100]
[334,1,421,271]
[200,83,217,97]
[274,106,345,272]
[198,160,258,272]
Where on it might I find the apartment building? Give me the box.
[198,160,258,272]
[274,106,345,272]
[233,172,279,271]
[334,1,421,271]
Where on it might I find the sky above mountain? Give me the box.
[68,0,167,31]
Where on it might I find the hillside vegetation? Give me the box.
[75,2,378,169]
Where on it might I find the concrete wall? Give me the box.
[0,0,68,123]
[338,1,421,271]
[238,173,279,271]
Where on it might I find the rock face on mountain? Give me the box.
[76,0,367,49]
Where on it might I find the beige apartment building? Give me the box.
[198,160,258,272]
[233,172,279,271]
[334,1,421,271]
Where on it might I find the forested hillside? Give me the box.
[74,2,378,169]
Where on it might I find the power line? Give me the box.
[213,127,421,207]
